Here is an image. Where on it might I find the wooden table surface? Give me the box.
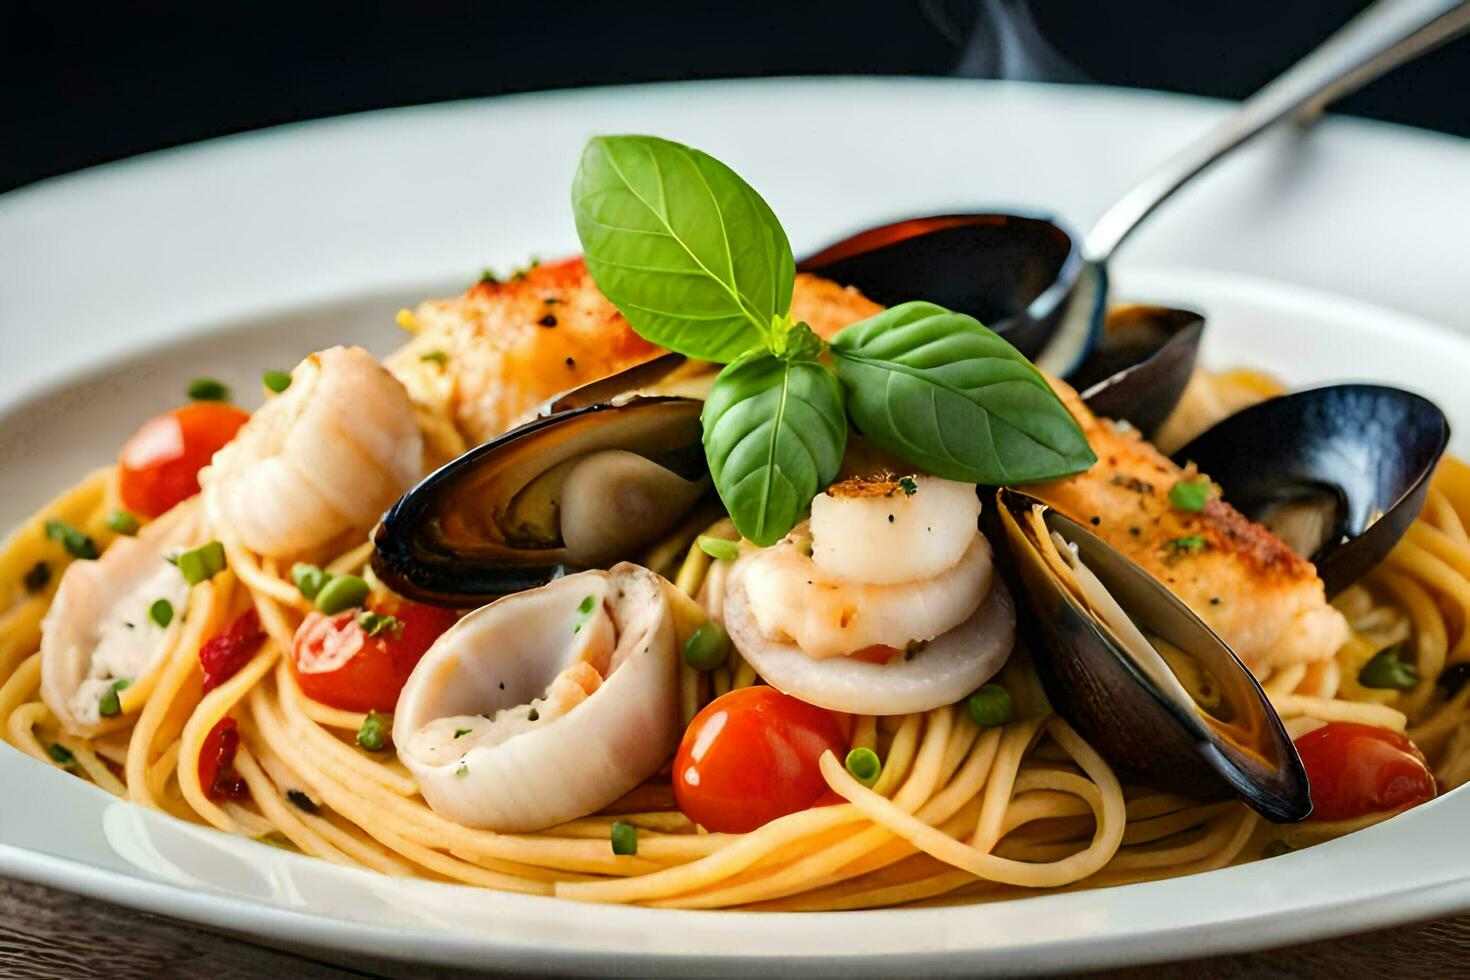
[3,876,1469,978]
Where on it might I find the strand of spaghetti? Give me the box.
[551,813,697,837]
[1388,539,1470,664]
[312,811,419,876]
[231,740,359,867]
[224,538,312,615]
[221,802,284,838]
[146,739,182,802]
[0,653,42,746]
[90,731,130,765]
[176,638,282,833]
[1122,792,1204,821]
[999,790,1091,834]
[1103,809,1258,880]
[272,660,417,796]
[1271,693,1407,730]
[0,596,46,683]
[325,541,375,576]
[972,716,1047,850]
[650,717,997,910]
[1426,490,1469,544]
[1119,801,1235,847]
[817,717,1125,889]
[1408,686,1470,747]
[53,733,127,797]
[731,651,757,690]
[6,702,55,763]
[936,712,981,787]
[296,696,366,731]
[252,683,643,878]
[126,575,227,809]
[711,665,731,699]
[850,715,877,753]
[870,712,922,798]
[1437,725,1470,790]
[1373,567,1449,717]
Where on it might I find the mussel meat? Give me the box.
[1173,384,1450,597]
[995,488,1311,821]
[798,213,1101,374]
[374,396,710,604]
[1073,303,1205,441]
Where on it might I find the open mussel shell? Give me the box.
[1173,384,1450,597]
[994,488,1311,822]
[1073,304,1205,440]
[798,213,1100,373]
[374,396,710,604]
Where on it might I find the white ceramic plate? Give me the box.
[2,79,1468,975]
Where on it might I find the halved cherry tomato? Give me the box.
[1294,722,1436,822]
[119,402,250,518]
[198,717,247,802]
[673,687,848,833]
[199,610,267,693]
[290,595,458,712]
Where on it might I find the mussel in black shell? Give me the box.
[1074,303,1205,441]
[374,396,710,604]
[1173,384,1449,597]
[995,488,1311,822]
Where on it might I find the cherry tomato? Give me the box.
[1295,722,1436,822]
[118,402,250,518]
[199,610,267,693]
[290,595,458,712]
[673,687,848,833]
[198,717,246,803]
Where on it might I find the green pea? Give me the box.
[844,747,882,787]
[174,542,226,585]
[356,710,388,751]
[682,620,730,671]
[98,679,131,718]
[610,821,638,856]
[262,370,292,394]
[316,574,369,615]
[106,510,141,536]
[291,562,329,600]
[966,683,1013,727]
[148,598,174,629]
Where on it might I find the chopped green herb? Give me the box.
[479,268,500,285]
[966,683,1013,728]
[254,831,297,851]
[572,594,599,634]
[419,350,449,365]
[291,562,329,600]
[610,821,638,856]
[175,541,227,585]
[357,611,403,638]
[898,476,918,497]
[262,370,293,394]
[1166,535,1207,555]
[456,762,469,778]
[683,620,730,672]
[47,743,76,767]
[106,510,141,535]
[844,747,882,787]
[356,710,388,751]
[98,678,131,717]
[316,574,369,615]
[187,377,230,402]
[528,707,541,722]
[45,519,98,560]
[1359,645,1420,690]
[454,727,472,739]
[510,257,540,281]
[1168,479,1212,512]
[696,535,741,562]
[23,561,51,593]
[286,789,318,814]
[148,598,174,629]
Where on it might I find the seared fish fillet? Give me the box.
[388,257,880,447]
[1027,379,1349,678]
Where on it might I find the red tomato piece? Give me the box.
[1294,722,1436,822]
[118,402,250,518]
[199,610,267,693]
[198,717,247,803]
[673,687,848,833]
[290,595,458,712]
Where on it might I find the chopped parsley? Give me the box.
[419,350,449,366]
[1168,479,1212,512]
[356,610,402,638]
[1166,535,1207,555]
[1358,645,1420,690]
[173,541,227,585]
[286,789,319,814]
[45,519,97,560]
[47,743,76,767]
[106,510,141,536]
[454,727,473,739]
[456,762,469,778]
[148,598,174,629]
[572,594,599,634]
[186,378,230,402]
[356,710,388,751]
[897,475,918,497]
[97,678,131,717]
[262,370,293,394]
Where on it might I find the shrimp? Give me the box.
[203,345,423,559]
[723,475,1015,715]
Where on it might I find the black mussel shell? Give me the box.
[994,488,1311,821]
[798,213,1097,370]
[374,397,708,604]
[1074,304,1205,440]
[1173,384,1449,596]
[540,352,689,415]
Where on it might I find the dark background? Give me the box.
[2,0,1467,195]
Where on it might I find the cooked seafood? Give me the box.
[204,345,423,558]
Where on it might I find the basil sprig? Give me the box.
[571,134,1093,545]
[831,303,1095,484]
[573,135,795,363]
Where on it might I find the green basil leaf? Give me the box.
[702,343,847,546]
[831,302,1096,484]
[572,135,795,363]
